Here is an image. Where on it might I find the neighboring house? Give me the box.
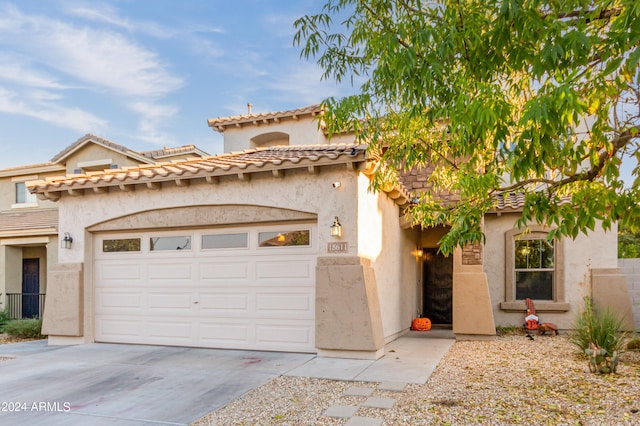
[26,105,635,359]
[0,134,209,319]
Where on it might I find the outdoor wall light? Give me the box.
[61,232,73,249]
[330,216,343,238]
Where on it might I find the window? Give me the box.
[15,182,37,204]
[103,238,141,253]
[202,233,248,250]
[514,239,554,300]
[150,236,191,251]
[258,230,310,247]
[502,226,568,312]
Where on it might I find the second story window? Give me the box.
[15,182,37,205]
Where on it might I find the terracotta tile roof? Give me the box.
[0,208,58,234]
[0,162,64,178]
[27,144,368,196]
[50,134,138,163]
[141,145,210,159]
[493,192,527,210]
[208,105,322,131]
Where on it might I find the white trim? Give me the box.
[11,175,38,182]
[11,202,38,209]
[77,158,113,168]
[1,236,51,246]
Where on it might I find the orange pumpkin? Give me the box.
[412,317,432,331]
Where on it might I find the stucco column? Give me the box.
[591,268,636,331]
[42,263,85,344]
[315,256,385,359]
[452,245,496,338]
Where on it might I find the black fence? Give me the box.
[5,293,46,319]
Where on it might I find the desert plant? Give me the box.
[627,337,640,351]
[569,297,625,374]
[0,309,10,333]
[4,319,45,339]
[495,325,524,336]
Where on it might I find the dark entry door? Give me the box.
[422,248,453,324]
[22,258,40,318]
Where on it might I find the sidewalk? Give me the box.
[284,329,455,426]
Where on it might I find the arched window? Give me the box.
[250,132,289,148]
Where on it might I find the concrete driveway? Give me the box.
[0,341,314,425]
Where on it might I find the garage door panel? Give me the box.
[96,262,142,281]
[94,224,317,352]
[95,290,143,312]
[96,318,145,338]
[199,322,249,342]
[256,259,312,279]
[147,320,194,342]
[148,263,193,280]
[198,293,249,311]
[199,262,249,280]
[255,322,313,346]
[147,292,193,311]
[256,293,313,314]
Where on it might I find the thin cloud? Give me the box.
[0,85,106,133]
[0,5,183,98]
[0,56,71,90]
[67,4,174,38]
[129,101,180,146]
[0,4,184,139]
[266,62,352,105]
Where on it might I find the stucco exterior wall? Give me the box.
[54,166,361,341]
[222,119,326,152]
[63,145,144,173]
[0,174,60,210]
[357,174,418,340]
[484,213,618,329]
[221,117,356,152]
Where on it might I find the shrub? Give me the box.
[0,309,10,333]
[495,325,524,336]
[569,297,625,374]
[627,337,640,351]
[4,319,45,339]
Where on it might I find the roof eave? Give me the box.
[27,151,370,200]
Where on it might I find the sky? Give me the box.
[0,0,355,168]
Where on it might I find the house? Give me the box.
[26,105,635,359]
[0,135,209,320]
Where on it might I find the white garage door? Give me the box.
[94,224,317,352]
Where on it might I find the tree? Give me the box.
[294,0,640,253]
[618,224,640,258]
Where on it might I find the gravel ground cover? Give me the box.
[193,334,640,425]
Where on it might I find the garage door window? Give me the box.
[102,238,141,252]
[202,233,248,250]
[258,230,310,247]
[150,236,191,251]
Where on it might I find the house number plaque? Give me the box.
[328,242,348,253]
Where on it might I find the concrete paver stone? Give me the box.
[345,416,384,426]
[362,397,396,409]
[344,386,375,396]
[377,381,407,392]
[322,405,359,418]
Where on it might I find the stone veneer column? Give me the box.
[315,256,385,359]
[452,243,496,339]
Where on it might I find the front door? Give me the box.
[22,258,40,318]
[422,248,453,324]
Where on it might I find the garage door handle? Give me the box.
[193,301,199,304]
